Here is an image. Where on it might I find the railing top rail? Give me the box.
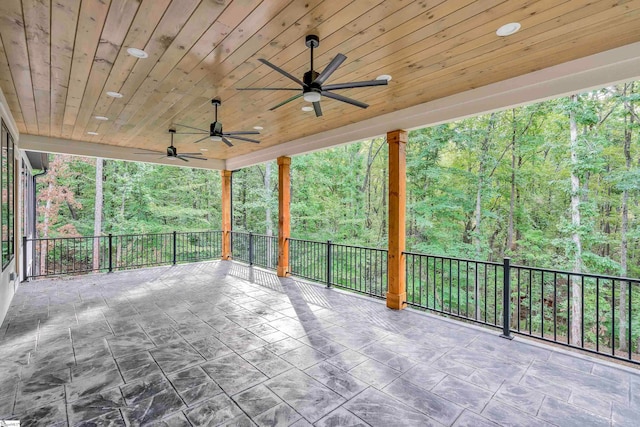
[287,237,387,252]
[176,230,222,234]
[330,242,387,252]
[26,230,224,242]
[26,235,107,242]
[511,263,640,283]
[403,251,503,267]
[246,233,278,238]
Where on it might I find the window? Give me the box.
[2,120,14,269]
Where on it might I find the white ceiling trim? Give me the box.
[0,88,19,143]
[19,135,226,170]
[226,41,640,170]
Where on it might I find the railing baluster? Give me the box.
[596,277,600,353]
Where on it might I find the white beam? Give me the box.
[226,41,640,170]
[19,135,226,170]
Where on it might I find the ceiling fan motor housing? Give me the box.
[304,70,320,94]
[167,146,177,157]
[210,121,223,135]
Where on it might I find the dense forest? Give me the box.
[38,82,639,280]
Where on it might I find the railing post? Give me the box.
[173,231,177,265]
[500,257,513,340]
[22,235,27,280]
[108,234,113,273]
[326,240,332,288]
[249,232,254,266]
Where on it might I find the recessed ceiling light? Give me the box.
[106,91,123,98]
[376,74,392,81]
[127,47,148,59]
[301,106,313,112]
[253,126,263,130]
[94,116,109,121]
[200,148,208,152]
[496,22,521,37]
[303,91,321,103]
[87,131,99,136]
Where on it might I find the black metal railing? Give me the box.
[24,230,640,364]
[26,231,223,278]
[404,251,640,364]
[229,231,278,269]
[404,252,506,328]
[288,238,388,298]
[509,264,640,362]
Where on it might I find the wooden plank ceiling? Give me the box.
[1,0,640,161]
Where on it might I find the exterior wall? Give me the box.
[0,87,21,327]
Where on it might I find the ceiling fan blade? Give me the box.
[221,136,234,147]
[180,155,207,160]
[269,93,303,111]
[193,136,210,144]
[223,131,260,135]
[228,135,260,144]
[176,156,189,162]
[258,58,304,86]
[314,53,346,86]
[178,152,203,155]
[322,79,388,91]
[236,87,300,91]
[134,151,164,155]
[321,91,368,109]
[175,123,209,132]
[313,101,322,117]
[173,132,208,135]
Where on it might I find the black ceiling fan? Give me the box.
[174,98,260,147]
[134,129,206,163]
[236,34,389,117]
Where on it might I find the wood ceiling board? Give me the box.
[1,0,640,163]
[50,0,81,138]
[71,0,140,141]
[239,0,640,149]
[119,0,312,145]
[23,0,51,137]
[91,0,172,139]
[61,0,111,139]
[0,35,24,132]
[0,0,38,134]
[104,0,230,141]
[138,0,366,148]
[99,0,202,138]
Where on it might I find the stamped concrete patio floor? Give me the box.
[1,261,640,426]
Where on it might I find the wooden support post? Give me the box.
[221,170,232,260]
[277,156,291,277]
[387,130,407,310]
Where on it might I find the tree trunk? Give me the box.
[474,114,495,319]
[619,82,634,352]
[569,95,583,347]
[93,158,103,270]
[507,110,517,251]
[264,162,273,268]
[40,181,52,275]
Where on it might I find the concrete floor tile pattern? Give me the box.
[1,260,640,425]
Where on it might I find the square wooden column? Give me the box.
[387,130,407,310]
[221,170,232,260]
[277,156,291,277]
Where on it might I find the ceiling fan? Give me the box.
[236,34,389,117]
[134,129,206,162]
[174,98,260,147]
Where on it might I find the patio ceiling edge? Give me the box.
[225,41,640,170]
[18,135,226,170]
